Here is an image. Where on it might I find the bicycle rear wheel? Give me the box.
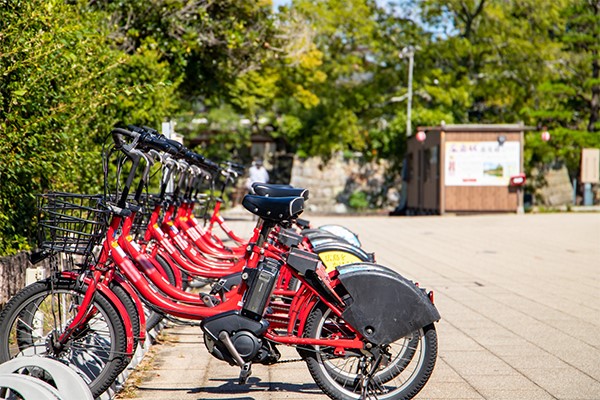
[0,278,128,398]
[304,303,437,400]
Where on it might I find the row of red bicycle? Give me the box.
[0,125,439,400]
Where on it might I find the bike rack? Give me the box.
[0,356,93,400]
[100,320,165,400]
[0,374,61,399]
[0,322,163,400]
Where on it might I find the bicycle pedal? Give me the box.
[200,293,220,307]
[209,278,227,294]
[238,362,252,384]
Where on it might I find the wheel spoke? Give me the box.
[305,303,438,399]
[0,280,128,398]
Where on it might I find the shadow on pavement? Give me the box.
[190,376,321,395]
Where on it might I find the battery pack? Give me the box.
[242,258,280,320]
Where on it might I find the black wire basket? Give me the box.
[37,192,109,256]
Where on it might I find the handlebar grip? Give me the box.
[139,135,182,155]
[141,125,158,134]
[111,128,140,149]
[182,149,220,172]
[181,149,204,163]
[127,125,183,155]
[166,138,185,153]
[224,161,246,173]
[203,158,220,171]
[127,125,146,134]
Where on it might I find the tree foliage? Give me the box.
[2,0,600,254]
[0,0,177,254]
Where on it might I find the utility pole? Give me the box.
[402,46,415,137]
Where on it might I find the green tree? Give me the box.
[0,0,177,255]
[417,0,600,183]
[271,0,423,164]
[90,0,277,103]
[420,0,567,122]
[523,1,600,179]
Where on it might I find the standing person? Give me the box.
[246,158,269,193]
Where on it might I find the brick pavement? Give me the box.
[130,213,600,400]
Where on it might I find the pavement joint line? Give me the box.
[389,235,600,336]
[437,281,600,352]
[439,318,560,400]
[438,288,600,385]
[436,355,491,400]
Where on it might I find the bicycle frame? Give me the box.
[58,211,365,356]
[174,202,247,256]
[206,199,247,245]
[56,267,136,356]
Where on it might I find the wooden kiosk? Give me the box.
[405,123,526,214]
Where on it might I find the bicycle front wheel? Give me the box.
[0,278,128,398]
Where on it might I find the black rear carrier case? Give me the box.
[337,263,440,345]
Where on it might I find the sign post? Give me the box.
[581,148,600,206]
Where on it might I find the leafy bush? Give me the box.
[348,191,369,211]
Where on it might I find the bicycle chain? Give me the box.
[276,357,304,364]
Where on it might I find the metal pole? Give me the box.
[406,48,414,137]
[162,121,174,194]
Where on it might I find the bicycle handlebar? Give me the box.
[113,126,182,155]
[111,127,140,150]
[143,134,184,155]
[111,126,221,173]
[223,161,245,173]
[181,149,220,172]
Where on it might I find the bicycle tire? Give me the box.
[0,278,128,398]
[110,282,141,352]
[304,303,437,400]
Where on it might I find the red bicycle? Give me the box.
[0,127,440,400]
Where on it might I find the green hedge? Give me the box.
[0,1,177,255]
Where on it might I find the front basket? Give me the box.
[37,192,109,256]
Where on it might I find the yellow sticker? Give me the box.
[318,251,362,272]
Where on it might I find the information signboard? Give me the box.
[444,141,520,186]
[581,148,600,183]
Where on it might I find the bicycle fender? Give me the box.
[60,271,135,355]
[112,275,147,342]
[94,281,136,355]
[336,263,440,345]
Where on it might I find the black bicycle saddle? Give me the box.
[242,195,304,221]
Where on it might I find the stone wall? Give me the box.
[531,165,573,206]
[289,153,399,213]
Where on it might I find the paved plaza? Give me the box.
[129,213,600,400]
